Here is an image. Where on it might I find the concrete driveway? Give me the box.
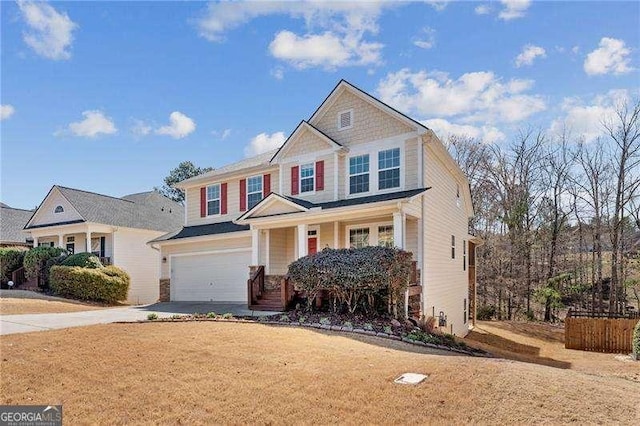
[0,302,280,336]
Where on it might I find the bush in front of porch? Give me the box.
[23,246,68,288]
[49,265,130,304]
[0,247,27,284]
[287,246,413,318]
[61,252,103,269]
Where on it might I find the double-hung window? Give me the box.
[247,176,263,209]
[206,184,220,216]
[377,225,394,248]
[300,163,315,193]
[349,228,370,249]
[349,154,370,194]
[378,148,400,190]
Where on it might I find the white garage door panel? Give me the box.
[171,251,250,302]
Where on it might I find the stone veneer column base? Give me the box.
[159,279,170,302]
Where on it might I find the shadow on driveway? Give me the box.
[132,302,280,317]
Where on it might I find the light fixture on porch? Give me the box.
[162,257,167,263]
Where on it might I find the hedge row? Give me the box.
[61,252,103,269]
[49,265,130,304]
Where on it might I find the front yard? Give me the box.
[0,297,109,315]
[1,321,638,424]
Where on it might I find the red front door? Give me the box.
[308,237,318,255]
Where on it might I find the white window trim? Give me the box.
[377,147,402,191]
[337,108,353,131]
[247,175,264,210]
[345,221,393,248]
[299,162,316,195]
[344,139,405,198]
[206,183,221,217]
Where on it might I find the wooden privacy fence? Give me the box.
[565,313,639,353]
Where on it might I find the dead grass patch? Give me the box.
[0,298,108,315]
[465,321,640,382]
[1,322,638,424]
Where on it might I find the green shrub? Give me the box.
[61,252,103,269]
[633,320,640,360]
[49,265,129,304]
[206,312,216,318]
[477,305,496,321]
[147,313,158,320]
[222,313,233,319]
[0,247,27,283]
[24,246,67,284]
[287,246,413,316]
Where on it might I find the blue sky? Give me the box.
[1,1,638,209]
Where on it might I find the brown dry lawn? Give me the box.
[465,320,640,383]
[0,298,108,315]
[1,322,638,425]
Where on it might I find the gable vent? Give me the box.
[338,110,352,130]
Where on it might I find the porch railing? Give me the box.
[247,266,265,306]
[99,257,112,266]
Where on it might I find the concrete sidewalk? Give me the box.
[0,302,279,335]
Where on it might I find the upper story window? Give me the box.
[338,109,353,130]
[451,235,456,259]
[247,175,263,210]
[54,205,64,213]
[349,154,370,194]
[300,163,315,193]
[463,239,467,271]
[378,148,400,190]
[206,184,220,216]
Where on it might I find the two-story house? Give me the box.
[151,80,479,336]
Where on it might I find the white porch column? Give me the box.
[333,221,339,249]
[86,231,92,253]
[58,234,64,248]
[33,236,38,248]
[297,223,308,258]
[251,228,260,265]
[393,212,405,249]
[265,230,270,273]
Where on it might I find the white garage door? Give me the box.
[171,250,251,302]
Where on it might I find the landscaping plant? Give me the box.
[61,252,103,269]
[0,247,27,283]
[23,246,68,287]
[287,246,413,318]
[49,265,129,303]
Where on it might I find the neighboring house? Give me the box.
[151,80,480,336]
[24,186,183,304]
[0,204,34,247]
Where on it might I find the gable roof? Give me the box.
[270,120,343,163]
[175,149,278,188]
[236,192,315,221]
[25,186,184,232]
[308,79,429,133]
[1,206,34,244]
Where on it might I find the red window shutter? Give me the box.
[221,183,228,215]
[200,187,206,217]
[263,174,271,196]
[291,166,299,195]
[315,160,324,191]
[240,179,247,211]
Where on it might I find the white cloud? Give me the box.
[244,132,286,157]
[156,111,196,139]
[269,30,382,69]
[197,1,391,70]
[0,105,15,121]
[424,1,450,11]
[584,37,633,76]
[271,66,285,80]
[17,1,77,60]
[515,44,546,67]
[211,128,232,140]
[376,68,546,125]
[549,90,630,142]
[498,0,531,20]
[131,119,152,137]
[475,4,491,15]
[423,118,506,143]
[63,110,117,138]
[413,27,436,50]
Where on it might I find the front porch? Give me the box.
[246,210,423,313]
[28,223,115,266]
